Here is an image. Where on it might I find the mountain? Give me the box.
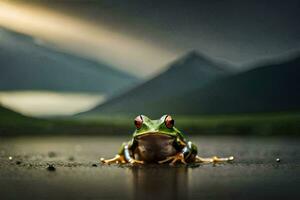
[162,55,300,115]
[80,51,233,116]
[81,54,300,117]
[0,103,52,136]
[0,104,35,131]
[0,104,27,119]
[0,28,138,95]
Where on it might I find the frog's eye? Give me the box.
[165,115,174,129]
[134,115,143,129]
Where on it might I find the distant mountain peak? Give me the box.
[183,50,206,59]
[178,50,210,63]
[167,50,227,72]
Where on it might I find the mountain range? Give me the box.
[81,53,300,117]
[81,51,234,116]
[0,27,138,95]
[0,104,26,119]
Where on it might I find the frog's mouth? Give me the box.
[135,132,174,139]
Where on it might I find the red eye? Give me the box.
[134,115,143,129]
[165,115,174,129]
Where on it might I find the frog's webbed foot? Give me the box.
[158,153,187,165]
[101,154,126,164]
[195,155,234,163]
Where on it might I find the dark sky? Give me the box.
[43,0,300,60]
[5,0,300,76]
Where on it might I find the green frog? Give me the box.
[101,115,234,165]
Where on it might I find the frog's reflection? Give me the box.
[130,166,188,200]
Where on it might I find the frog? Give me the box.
[101,115,234,165]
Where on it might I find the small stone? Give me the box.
[8,156,13,160]
[47,164,56,171]
[68,156,75,161]
[48,151,57,158]
[276,158,281,162]
[16,161,22,165]
[92,164,97,167]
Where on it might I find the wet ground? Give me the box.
[0,136,299,200]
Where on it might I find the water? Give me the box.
[0,136,299,200]
[0,91,105,117]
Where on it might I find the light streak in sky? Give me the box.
[0,1,178,77]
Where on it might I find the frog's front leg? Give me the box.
[101,141,144,165]
[123,143,144,164]
[159,141,196,165]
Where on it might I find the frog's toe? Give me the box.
[101,157,115,164]
[195,155,234,163]
[158,156,174,164]
[158,153,187,165]
[170,154,187,165]
[229,156,234,161]
[129,159,144,165]
[212,156,235,162]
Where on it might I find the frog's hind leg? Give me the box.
[101,141,144,165]
[101,142,127,164]
[195,155,234,163]
[101,154,126,164]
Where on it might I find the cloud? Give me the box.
[0,1,178,77]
